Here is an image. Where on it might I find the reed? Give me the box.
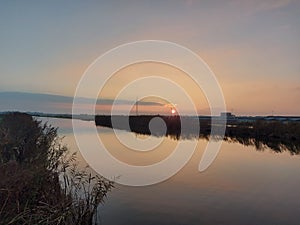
[0,112,114,225]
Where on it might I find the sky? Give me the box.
[0,0,299,115]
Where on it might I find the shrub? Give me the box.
[0,112,113,225]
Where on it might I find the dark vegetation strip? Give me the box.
[95,115,300,154]
[0,112,113,225]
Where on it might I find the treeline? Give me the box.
[95,115,300,154]
[225,120,300,154]
[0,113,113,225]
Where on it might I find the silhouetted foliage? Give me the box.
[227,120,300,154]
[95,115,300,154]
[0,112,113,225]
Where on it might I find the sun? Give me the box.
[171,109,176,114]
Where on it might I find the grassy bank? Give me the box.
[0,112,113,225]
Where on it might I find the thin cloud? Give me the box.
[0,92,164,114]
[97,99,163,106]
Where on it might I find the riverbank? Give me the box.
[0,112,113,224]
[95,115,300,154]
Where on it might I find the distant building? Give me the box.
[220,112,236,121]
[220,112,234,117]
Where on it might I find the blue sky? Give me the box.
[0,0,299,115]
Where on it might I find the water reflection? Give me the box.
[40,117,300,225]
[95,115,300,155]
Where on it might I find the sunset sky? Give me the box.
[0,0,299,115]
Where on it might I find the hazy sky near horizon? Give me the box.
[0,0,299,115]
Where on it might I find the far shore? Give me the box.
[1,112,299,154]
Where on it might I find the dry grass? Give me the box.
[0,112,114,225]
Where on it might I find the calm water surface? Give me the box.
[42,117,300,225]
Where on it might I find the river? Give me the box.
[41,117,300,225]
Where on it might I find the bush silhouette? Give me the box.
[0,112,113,224]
